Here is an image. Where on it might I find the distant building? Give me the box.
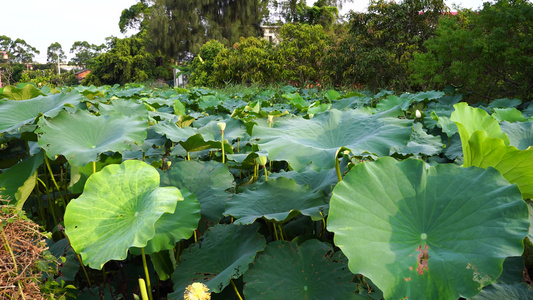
[262,26,280,44]
[75,70,91,82]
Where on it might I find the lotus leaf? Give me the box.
[36,110,147,166]
[225,177,328,225]
[253,108,412,171]
[467,130,533,199]
[327,157,528,300]
[500,121,533,150]
[0,150,44,209]
[492,108,527,123]
[169,223,266,297]
[390,123,444,157]
[244,240,359,299]
[487,98,522,109]
[64,160,182,269]
[0,91,82,134]
[471,283,533,299]
[159,160,234,224]
[0,84,44,100]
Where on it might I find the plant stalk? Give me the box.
[138,278,150,300]
[335,147,343,182]
[44,155,67,209]
[220,131,225,164]
[141,248,153,300]
[230,279,243,300]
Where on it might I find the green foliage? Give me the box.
[84,34,171,85]
[410,0,533,102]
[19,69,79,87]
[0,35,40,63]
[119,0,152,34]
[69,41,105,67]
[47,42,66,64]
[188,40,227,87]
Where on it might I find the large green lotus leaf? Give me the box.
[98,98,149,118]
[492,108,527,123]
[471,283,533,300]
[64,160,181,270]
[327,157,528,300]
[0,84,44,100]
[0,150,44,210]
[376,95,413,111]
[69,152,123,194]
[500,121,533,150]
[169,223,266,297]
[269,166,342,196]
[225,177,328,225]
[390,123,444,157]
[159,160,234,224]
[244,240,360,300]
[131,188,201,255]
[153,121,197,143]
[36,110,147,166]
[467,130,533,199]
[450,102,509,166]
[252,108,412,171]
[487,98,522,109]
[0,91,82,134]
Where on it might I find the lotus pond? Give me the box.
[0,83,532,299]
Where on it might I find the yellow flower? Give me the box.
[184,282,211,300]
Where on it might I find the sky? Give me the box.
[1,0,491,64]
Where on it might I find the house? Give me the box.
[262,26,281,44]
[75,70,91,82]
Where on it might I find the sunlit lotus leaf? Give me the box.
[253,108,412,171]
[153,121,197,142]
[0,91,82,134]
[159,160,234,224]
[131,188,201,254]
[225,177,328,225]
[471,283,533,300]
[467,130,533,199]
[500,121,533,150]
[98,98,149,118]
[169,224,266,297]
[197,118,246,142]
[244,240,359,300]
[0,84,43,100]
[64,160,181,269]
[492,108,527,123]
[154,121,233,153]
[0,150,44,209]
[327,157,528,300]
[36,110,147,166]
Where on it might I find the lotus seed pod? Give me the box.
[415,110,422,119]
[217,122,226,131]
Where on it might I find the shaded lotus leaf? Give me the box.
[376,95,412,111]
[154,121,233,153]
[153,121,197,143]
[69,152,123,194]
[269,164,346,196]
[409,90,445,103]
[467,130,533,199]
[431,112,458,137]
[390,123,444,157]
[0,84,44,100]
[150,250,175,281]
[64,160,182,269]
[131,188,201,255]
[225,177,328,225]
[450,103,509,166]
[36,110,147,166]
[198,95,221,111]
[492,108,527,123]
[500,121,533,150]
[0,91,82,134]
[253,108,412,171]
[197,118,246,143]
[0,150,44,209]
[244,240,360,300]
[327,157,528,300]
[471,283,533,300]
[169,223,266,297]
[159,160,234,224]
[487,98,522,109]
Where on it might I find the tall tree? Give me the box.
[47,42,67,64]
[148,0,269,60]
[0,36,40,63]
[69,41,105,67]
[119,0,153,34]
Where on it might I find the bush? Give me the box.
[188,40,227,87]
[410,0,533,102]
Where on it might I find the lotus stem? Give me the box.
[138,278,150,300]
[278,224,284,240]
[37,177,58,228]
[335,147,343,182]
[141,248,154,300]
[92,161,96,174]
[218,122,226,164]
[230,279,243,300]
[187,152,190,161]
[194,230,198,243]
[272,222,279,241]
[44,155,67,209]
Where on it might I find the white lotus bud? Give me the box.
[258,155,267,166]
[415,110,422,119]
[217,122,226,131]
[267,115,274,123]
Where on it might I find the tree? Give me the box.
[119,0,153,34]
[0,36,40,63]
[69,41,105,67]
[268,0,351,25]
[47,42,67,64]
[84,33,171,86]
[148,0,269,60]
[410,0,533,101]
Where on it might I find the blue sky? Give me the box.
[1,0,491,63]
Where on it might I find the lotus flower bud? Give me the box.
[258,155,268,166]
[217,122,226,131]
[415,110,422,119]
